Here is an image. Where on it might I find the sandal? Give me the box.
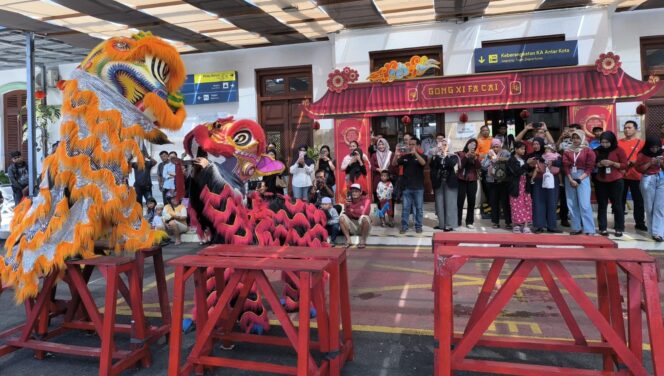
[358,243,366,249]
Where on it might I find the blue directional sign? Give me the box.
[474,40,578,73]
[182,71,238,105]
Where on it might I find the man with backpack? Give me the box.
[7,151,29,204]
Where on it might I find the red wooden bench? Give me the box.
[431,233,622,371]
[168,254,334,376]
[197,244,353,374]
[5,255,163,376]
[434,246,664,376]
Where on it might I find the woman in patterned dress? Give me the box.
[507,141,533,233]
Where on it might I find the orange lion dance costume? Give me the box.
[0,31,186,301]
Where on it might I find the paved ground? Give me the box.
[1,239,662,375]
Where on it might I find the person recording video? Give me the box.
[309,169,334,207]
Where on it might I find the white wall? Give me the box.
[611,7,664,131]
[332,7,613,137]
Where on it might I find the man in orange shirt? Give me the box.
[477,125,493,218]
[618,120,647,231]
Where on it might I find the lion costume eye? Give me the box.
[145,55,169,86]
[233,130,252,146]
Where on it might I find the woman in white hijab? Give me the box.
[370,137,393,202]
[430,138,459,231]
[562,129,596,235]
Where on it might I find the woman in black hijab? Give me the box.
[635,136,664,241]
[594,131,628,237]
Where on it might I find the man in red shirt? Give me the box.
[618,120,647,231]
[339,183,372,248]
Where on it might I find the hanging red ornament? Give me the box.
[520,110,530,119]
[313,121,320,130]
[56,80,66,91]
[636,103,647,116]
[401,115,411,125]
[459,113,468,123]
[34,90,45,100]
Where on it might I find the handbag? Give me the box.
[542,167,555,189]
[275,175,288,189]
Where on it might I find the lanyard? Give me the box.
[573,151,581,167]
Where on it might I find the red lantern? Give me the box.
[56,80,66,91]
[313,121,320,130]
[401,115,411,125]
[459,113,468,123]
[35,90,45,100]
[636,103,647,116]
[520,109,530,120]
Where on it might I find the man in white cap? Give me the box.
[339,183,372,248]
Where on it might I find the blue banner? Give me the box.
[182,71,238,105]
[474,40,578,73]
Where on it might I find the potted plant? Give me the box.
[19,90,61,158]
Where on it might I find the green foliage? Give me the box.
[0,171,9,185]
[19,102,61,156]
[306,146,320,161]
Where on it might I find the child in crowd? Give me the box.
[144,197,157,224]
[507,141,533,233]
[152,204,165,231]
[320,197,340,246]
[375,170,394,227]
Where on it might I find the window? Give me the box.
[369,45,443,77]
[641,36,664,80]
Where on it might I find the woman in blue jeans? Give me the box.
[562,130,596,235]
[289,145,315,201]
[635,136,664,242]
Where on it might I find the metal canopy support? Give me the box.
[25,31,36,197]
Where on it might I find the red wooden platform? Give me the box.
[1,247,170,376]
[168,254,341,376]
[196,244,354,375]
[434,245,664,376]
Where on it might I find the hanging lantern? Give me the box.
[312,121,320,130]
[520,110,530,120]
[35,90,45,100]
[459,113,468,123]
[56,80,66,90]
[636,103,647,116]
[401,115,411,125]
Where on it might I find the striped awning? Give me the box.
[303,65,664,119]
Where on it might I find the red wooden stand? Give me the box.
[434,245,664,376]
[168,247,353,376]
[196,244,354,375]
[134,246,171,338]
[4,255,159,376]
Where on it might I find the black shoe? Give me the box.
[547,228,562,233]
[561,221,570,227]
[505,224,513,230]
[492,223,500,229]
[416,228,423,234]
[534,228,545,234]
[635,224,648,232]
[654,236,663,243]
[443,227,454,232]
[433,226,442,230]
[570,230,583,235]
[615,231,623,237]
[599,230,609,236]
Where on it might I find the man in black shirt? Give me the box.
[309,169,334,207]
[156,151,169,204]
[7,151,29,204]
[132,153,157,206]
[397,137,426,233]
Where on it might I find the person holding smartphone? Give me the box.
[635,136,664,242]
[516,122,555,154]
[595,131,628,237]
[562,129,596,235]
[289,145,315,201]
[456,138,481,228]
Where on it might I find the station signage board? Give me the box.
[474,40,578,73]
[182,71,238,105]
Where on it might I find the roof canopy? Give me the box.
[303,65,664,119]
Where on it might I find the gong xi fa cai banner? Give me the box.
[333,118,372,204]
[568,105,617,136]
[303,64,661,118]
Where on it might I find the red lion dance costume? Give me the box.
[184,117,329,334]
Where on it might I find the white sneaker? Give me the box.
[466,224,475,229]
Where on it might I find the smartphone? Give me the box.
[573,178,582,185]
[532,122,542,129]
[299,151,306,158]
